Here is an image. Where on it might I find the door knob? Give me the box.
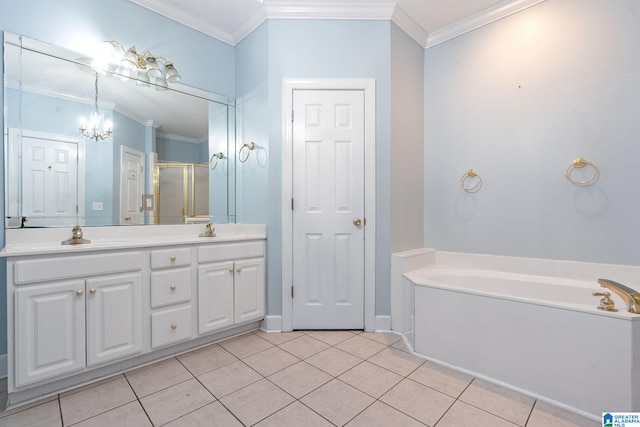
[353,218,362,226]
[124,216,131,221]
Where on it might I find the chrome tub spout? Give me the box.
[598,279,640,314]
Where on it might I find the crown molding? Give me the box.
[425,0,547,48]
[128,0,546,48]
[127,0,236,45]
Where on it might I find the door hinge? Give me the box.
[291,198,294,210]
[291,110,294,122]
[291,286,294,298]
[364,217,367,226]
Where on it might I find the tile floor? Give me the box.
[0,330,599,427]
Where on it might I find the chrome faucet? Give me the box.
[598,279,640,314]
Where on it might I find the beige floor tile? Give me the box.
[70,401,152,427]
[177,343,238,376]
[220,379,294,426]
[254,401,333,427]
[59,374,125,398]
[436,400,519,427]
[268,361,333,399]
[253,330,306,345]
[301,379,375,426]
[305,347,362,377]
[306,330,355,345]
[163,401,243,427]
[125,357,193,397]
[0,400,61,427]
[367,347,425,376]
[526,401,600,427]
[219,333,273,359]
[346,401,427,427]
[408,361,474,398]
[380,379,454,426]
[391,338,412,353]
[140,378,215,426]
[339,361,403,398]
[60,376,136,426]
[243,346,300,376]
[198,360,262,398]
[278,335,330,359]
[335,335,387,360]
[360,332,401,345]
[459,379,535,426]
[0,395,58,419]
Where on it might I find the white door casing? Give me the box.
[292,90,365,329]
[282,78,376,332]
[120,146,145,225]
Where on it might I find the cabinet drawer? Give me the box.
[198,241,265,263]
[151,247,192,269]
[151,268,192,308]
[14,252,142,285]
[151,306,192,349]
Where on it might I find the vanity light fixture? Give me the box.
[79,72,113,141]
[92,40,181,88]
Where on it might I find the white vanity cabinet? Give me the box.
[149,247,194,349]
[198,242,265,334]
[10,252,144,387]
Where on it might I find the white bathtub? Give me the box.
[392,249,640,419]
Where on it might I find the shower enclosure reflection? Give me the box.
[155,162,209,224]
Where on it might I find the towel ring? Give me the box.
[239,142,255,163]
[460,169,482,193]
[565,158,598,186]
[209,152,224,170]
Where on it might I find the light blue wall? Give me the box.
[156,137,204,163]
[0,0,235,356]
[424,0,640,265]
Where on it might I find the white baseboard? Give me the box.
[260,315,282,332]
[0,354,6,379]
[374,315,391,332]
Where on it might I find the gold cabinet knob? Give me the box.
[170,256,176,262]
[170,285,177,291]
[236,268,241,273]
[229,268,234,273]
[171,323,177,330]
[76,289,84,297]
[353,218,362,226]
[89,288,97,294]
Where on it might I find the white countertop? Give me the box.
[1,223,267,257]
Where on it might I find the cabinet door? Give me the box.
[15,280,86,387]
[234,257,265,324]
[198,261,234,334]
[86,273,143,366]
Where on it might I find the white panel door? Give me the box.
[85,273,143,366]
[292,90,365,329]
[21,136,79,227]
[198,262,234,334]
[121,147,144,225]
[15,280,86,387]
[234,257,265,324]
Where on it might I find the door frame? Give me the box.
[281,78,376,332]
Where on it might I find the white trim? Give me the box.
[260,315,283,332]
[282,78,376,332]
[425,0,547,48]
[374,315,391,332]
[127,0,545,49]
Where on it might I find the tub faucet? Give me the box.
[597,279,640,314]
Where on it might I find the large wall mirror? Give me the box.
[3,32,236,228]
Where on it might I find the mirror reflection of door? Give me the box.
[120,147,145,225]
[19,130,85,227]
[155,163,209,224]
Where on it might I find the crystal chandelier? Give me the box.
[79,72,113,141]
